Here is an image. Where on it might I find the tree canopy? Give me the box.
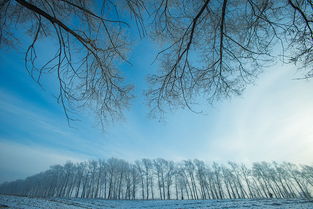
[1,0,312,123]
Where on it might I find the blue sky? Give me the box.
[1,33,313,183]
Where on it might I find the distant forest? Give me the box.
[0,159,312,200]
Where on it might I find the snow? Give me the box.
[0,195,313,209]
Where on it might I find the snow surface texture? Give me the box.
[0,195,313,209]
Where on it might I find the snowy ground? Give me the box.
[0,195,313,209]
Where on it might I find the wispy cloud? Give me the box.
[204,65,313,164]
[0,89,124,178]
[0,139,88,183]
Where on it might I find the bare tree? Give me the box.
[1,159,313,199]
[147,0,313,113]
[0,0,145,123]
[0,0,312,121]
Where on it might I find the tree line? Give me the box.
[0,159,312,200]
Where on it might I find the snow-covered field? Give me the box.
[0,195,313,209]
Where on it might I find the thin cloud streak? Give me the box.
[0,89,124,160]
[0,139,88,183]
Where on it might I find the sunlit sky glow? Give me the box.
[1,35,313,183]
